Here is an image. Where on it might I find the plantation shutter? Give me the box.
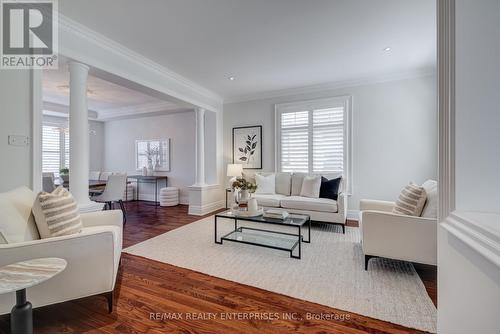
[312,107,344,173]
[42,125,61,175]
[280,110,309,172]
[277,98,346,175]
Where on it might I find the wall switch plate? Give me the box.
[8,135,29,146]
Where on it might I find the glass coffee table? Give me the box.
[214,210,311,259]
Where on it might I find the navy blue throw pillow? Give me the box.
[319,177,341,200]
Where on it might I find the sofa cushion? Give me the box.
[33,187,83,238]
[392,183,427,216]
[320,176,341,200]
[255,173,275,194]
[0,187,40,243]
[421,179,438,218]
[300,175,322,198]
[291,173,307,196]
[253,194,286,208]
[281,196,338,213]
[275,172,292,196]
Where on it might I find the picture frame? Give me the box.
[232,125,262,169]
[135,138,171,171]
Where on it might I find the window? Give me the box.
[42,124,70,177]
[135,139,170,171]
[276,96,352,191]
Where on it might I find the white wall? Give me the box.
[103,112,195,203]
[223,76,437,211]
[438,1,500,333]
[0,71,32,192]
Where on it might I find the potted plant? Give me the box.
[231,177,257,205]
[59,168,69,183]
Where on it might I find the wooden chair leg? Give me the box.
[104,291,113,313]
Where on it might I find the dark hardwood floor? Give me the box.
[0,202,437,334]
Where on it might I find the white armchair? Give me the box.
[360,199,437,270]
[0,187,123,315]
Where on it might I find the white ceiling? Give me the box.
[43,61,184,120]
[59,0,436,101]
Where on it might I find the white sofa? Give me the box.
[243,172,347,233]
[0,187,123,315]
[360,180,438,270]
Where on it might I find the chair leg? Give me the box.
[342,224,345,234]
[118,200,127,225]
[104,291,113,313]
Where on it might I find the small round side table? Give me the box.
[0,258,67,334]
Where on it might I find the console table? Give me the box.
[128,175,168,206]
[0,258,66,334]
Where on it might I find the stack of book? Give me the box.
[263,209,289,220]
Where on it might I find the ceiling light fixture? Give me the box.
[383,47,392,52]
[228,76,235,81]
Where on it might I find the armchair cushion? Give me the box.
[392,183,427,216]
[421,179,438,218]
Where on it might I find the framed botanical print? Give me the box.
[232,125,262,169]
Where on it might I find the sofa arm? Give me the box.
[360,199,395,212]
[337,192,347,219]
[80,209,123,229]
[361,210,437,265]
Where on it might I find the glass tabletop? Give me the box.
[215,210,310,226]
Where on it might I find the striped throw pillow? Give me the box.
[392,183,427,216]
[33,187,82,238]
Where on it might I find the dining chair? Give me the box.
[89,171,101,180]
[42,172,56,192]
[99,172,113,181]
[92,174,127,225]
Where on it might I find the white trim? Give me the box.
[437,0,500,269]
[441,211,500,268]
[57,14,223,113]
[347,210,360,221]
[188,200,225,216]
[188,184,222,191]
[274,95,353,194]
[43,101,99,119]
[437,0,455,222]
[97,102,181,121]
[225,69,436,104]
[31,69,43,193]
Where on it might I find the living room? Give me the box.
[0,1,499,334]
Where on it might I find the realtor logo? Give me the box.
[1,0,58,69]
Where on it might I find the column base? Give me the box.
[78,200,105,213]
[188,184,224,215]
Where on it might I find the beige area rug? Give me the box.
[124,216,437,333]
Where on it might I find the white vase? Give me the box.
[248,197,258,214]
[142,166,148,176]
[147,161,154,176]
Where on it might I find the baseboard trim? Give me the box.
[189,200,224,216]
[347,210,360,221]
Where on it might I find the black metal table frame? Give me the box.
[129,177,168,206]
[214,215,311,259]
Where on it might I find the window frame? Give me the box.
[42,123,70,177]
[275,95,352,194]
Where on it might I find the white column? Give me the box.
[194,107,206,186]
[68,61,92,207]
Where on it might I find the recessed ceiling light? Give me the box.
[228,76,235,81]
[383,47,392,51]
